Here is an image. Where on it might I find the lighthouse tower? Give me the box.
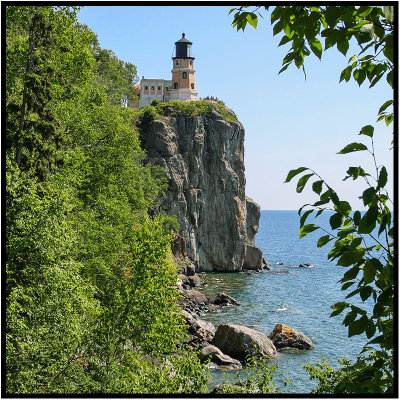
[169,33,198,102]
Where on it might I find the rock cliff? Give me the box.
[140,106,264,272]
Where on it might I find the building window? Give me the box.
[190,61,192,66]
[174,83,178,89]
[158,86,161,91]
[191,83,194,89]
[166,87,169,91]
[176,60,179,65]
[144,85,148,91]
[151,86,155,90]
[182,72,187,79]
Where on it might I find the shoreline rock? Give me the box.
[268,323,315,350]
[211,323,277,361]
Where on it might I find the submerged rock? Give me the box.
[211,323,277,361]
[212,292,241,306]
[299,263,316,268]
[268,323,315,350]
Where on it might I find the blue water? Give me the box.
[199,210,373,393]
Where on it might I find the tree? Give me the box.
[230,5,394,394]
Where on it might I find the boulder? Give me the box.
[243,244,263,270]
[211,323,277,361]
[188,275,201,287]
[213,292,241,306]
[199,344,242,370]
[268,323,315,350]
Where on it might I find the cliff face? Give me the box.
[141,107,263,272]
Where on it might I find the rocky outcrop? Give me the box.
[268,323,315,350]
[141,108,264,272]
[211,323,277,361]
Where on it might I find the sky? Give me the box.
[77,5,394,210]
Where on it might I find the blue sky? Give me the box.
[78,5,393,210]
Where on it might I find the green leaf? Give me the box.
[343,310,357,326]
[299,224,318,239]
[363,261,376,284]
[353,211,361,225]
[378,100,393,114]
[358,205,378,234]
[344,166,368,180]
[360,286,373,301]
[359,125,374,137]
[309,38,322,59]
[335,201,351,215]
[330,301,349,317]
[383,40,394,63]
[284,167,308,183]
[273,20,283,36]
[296,173,314,193]
[317,234,332,247]
[348,315,368,337]
[312,180,324,195]
[330,212,345,229]
[362,187,377,206]
[366,321,376,339]
[377,166,388,189]
[270,7,282,24]
[337,250,363,267]
[279,35,292,47]
[337,142,368,154]
[337,39,349,55]
[341,264,361,282]
[283,22,294,39]
[278,63,290,74]
[357,6,374,18]
[300,209,313,227]
[341,281,355,290]
[385,113,393,125]
[339,65,353,82]
[386,70,393,88]
[246,13,258,29]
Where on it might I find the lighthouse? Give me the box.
[169,33,198,102]
[138,33,198,107]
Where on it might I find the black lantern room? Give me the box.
[173,33,194,59]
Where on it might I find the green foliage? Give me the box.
[216,353,280,394]
[231,5,394,394]
[6,6,210,394]
[92,46,139,106]
[285,132,394,393]
[142,99,238,122]
[304,353,393,394]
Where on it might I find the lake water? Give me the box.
[198,210,371,393]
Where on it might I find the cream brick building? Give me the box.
[139,33,198,107]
